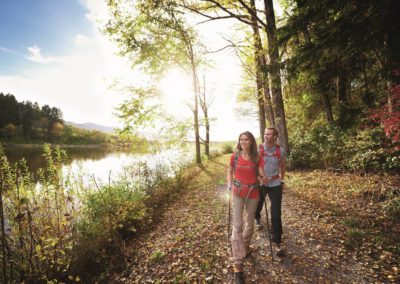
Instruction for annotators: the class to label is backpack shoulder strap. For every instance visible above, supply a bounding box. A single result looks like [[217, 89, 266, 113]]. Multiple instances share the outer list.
[[276, 145, 281, 160], [259, 144, 265, 157], [233, 151, 240, 175]]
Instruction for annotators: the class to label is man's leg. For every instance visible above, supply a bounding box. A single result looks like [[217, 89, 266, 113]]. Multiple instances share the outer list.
[[254, 186, 266, 224], [267, 185, 282, 244]]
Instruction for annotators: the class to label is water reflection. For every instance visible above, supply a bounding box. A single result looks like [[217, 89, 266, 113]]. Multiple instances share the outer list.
[[2, 146, 143, 182], [2, 145, 193, 185]]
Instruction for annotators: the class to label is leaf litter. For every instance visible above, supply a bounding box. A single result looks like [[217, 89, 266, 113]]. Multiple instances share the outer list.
[[109, 155, 399, 283]]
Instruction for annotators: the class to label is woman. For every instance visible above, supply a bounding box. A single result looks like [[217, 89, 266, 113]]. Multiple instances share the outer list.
[[227, 131, 267, 283]]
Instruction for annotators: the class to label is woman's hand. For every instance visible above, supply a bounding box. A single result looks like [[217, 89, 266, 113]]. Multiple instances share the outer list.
[[259, 176, 268, 185]]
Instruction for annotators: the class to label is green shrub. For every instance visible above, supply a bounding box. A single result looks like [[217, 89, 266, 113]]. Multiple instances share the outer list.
[[343, 128, 400, 172], [288, 124, 345, 169], [383, 198, 400, 221], [0, 144, 75, 283], [0, 145, 192, 283], [221, 143, 234, 154], [71, 179, 148, 278], [289, 124, 400, 172]]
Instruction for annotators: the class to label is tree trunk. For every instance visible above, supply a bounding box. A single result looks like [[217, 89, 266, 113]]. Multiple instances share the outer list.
[[320, 84, 335, 126], [191, 60, 201, 164], [263, 0, 289, 152], [249, 0, 267, 141], [386, 0, 400, 113], [249, 0, 274, 136], [336, 65, 348, 104], [201, 74, 210, 158], [303, 28, 335, 126], [256, 68, 267, 141], [205, 119, 210, 157]]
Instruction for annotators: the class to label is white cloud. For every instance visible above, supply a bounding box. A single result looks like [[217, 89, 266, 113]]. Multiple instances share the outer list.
[[0, 46, 13, 53], [74, 34, 94, 46], [0, 1, 143, 128], [80, 0, 110, 24], [26, 45, 72, 64], [1, 34, 135, 127], [1, 0, 261, 141]]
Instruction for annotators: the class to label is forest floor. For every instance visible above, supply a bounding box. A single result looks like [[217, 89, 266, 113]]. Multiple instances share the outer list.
[[110, 154, 399, 284]]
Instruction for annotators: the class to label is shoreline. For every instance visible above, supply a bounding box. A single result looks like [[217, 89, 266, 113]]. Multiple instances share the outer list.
[[1, 143, 131, 149]]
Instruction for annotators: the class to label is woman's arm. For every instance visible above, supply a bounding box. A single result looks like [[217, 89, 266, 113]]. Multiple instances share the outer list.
[[258, 167, 268, 185], [227, 165, 233, 189]]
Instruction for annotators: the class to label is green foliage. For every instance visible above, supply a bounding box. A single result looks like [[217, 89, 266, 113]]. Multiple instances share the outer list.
[[116, 86, 161, 134], [0, 143, 192, 282], [383, 198, 400, 221], [72, 179, 148, 277], [220, 143, 234, 154], [149, 250, 166, 264], [343, 128, 400, 172], [0, 144, 75, 283], [288, 123, 343, 168], [345, 229, 365, 249], [0, 123, 17, 141], [69, 150, 191, 281], [288, 122, 400, 173], [342, 218, 362, 228]]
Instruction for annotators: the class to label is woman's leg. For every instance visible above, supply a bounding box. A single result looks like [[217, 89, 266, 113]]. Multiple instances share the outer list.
[[243, 197, 259, 248], [231, 194, 246, 265]]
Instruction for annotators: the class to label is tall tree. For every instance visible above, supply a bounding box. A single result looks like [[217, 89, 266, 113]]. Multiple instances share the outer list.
[[249, 0, 274, 140], [280, 0, 400, 130], [0, 93, 20, 129], [180, 0, 288, 148], [263, 0, 289, 150], [199, 68, 216, 158], [106, 0, 204, 163]]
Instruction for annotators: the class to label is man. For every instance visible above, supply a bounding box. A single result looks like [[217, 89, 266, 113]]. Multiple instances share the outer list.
[[255, 127, 287, 256]]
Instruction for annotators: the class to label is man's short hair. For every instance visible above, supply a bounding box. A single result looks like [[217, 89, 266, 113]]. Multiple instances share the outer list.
[[266, 127, 279, 137]]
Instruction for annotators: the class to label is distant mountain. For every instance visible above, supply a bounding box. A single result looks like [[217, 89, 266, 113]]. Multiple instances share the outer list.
[[65, 121, 118, 134]]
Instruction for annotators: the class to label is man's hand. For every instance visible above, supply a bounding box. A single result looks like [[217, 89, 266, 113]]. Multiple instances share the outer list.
[[259, 176, 268, 185]]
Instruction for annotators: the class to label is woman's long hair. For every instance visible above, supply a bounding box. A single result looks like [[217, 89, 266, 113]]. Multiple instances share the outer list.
[[235, 131, 259, 164]]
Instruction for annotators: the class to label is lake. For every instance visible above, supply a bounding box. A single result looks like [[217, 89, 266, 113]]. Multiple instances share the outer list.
[[2, 145, 191, 184]]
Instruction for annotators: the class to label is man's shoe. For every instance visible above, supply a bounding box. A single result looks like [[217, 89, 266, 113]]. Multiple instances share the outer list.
[[234, 271, 245, 284], [255, 219, 263, 230], [274, 243, 285, 257]]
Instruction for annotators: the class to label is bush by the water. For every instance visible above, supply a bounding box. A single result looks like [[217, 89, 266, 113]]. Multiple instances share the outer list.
[[0, 145, 192, 283]]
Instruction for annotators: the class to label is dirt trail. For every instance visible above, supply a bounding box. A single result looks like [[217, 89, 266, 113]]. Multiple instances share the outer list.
[[110, 155, 392, 283]]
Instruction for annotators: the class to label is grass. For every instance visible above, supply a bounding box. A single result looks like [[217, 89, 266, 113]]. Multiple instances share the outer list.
[[149, 250, 166, 264]]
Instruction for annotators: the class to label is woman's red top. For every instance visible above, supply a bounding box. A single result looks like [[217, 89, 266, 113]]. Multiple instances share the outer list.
[[230, 152, 264, 199]]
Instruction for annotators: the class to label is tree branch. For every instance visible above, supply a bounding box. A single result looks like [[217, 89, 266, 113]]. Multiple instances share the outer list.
[[237, 0, 268, 30]]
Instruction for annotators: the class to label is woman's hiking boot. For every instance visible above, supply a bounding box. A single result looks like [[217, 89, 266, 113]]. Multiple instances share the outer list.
[[233, 264, 245, 284], [245, 245, 254, 257], [234, 271, 245, 284]]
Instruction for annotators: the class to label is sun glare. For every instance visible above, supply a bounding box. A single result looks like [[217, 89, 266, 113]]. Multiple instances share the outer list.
[[159, 69, 193, 117]]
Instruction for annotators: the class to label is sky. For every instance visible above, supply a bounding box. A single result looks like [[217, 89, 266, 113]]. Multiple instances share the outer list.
[[0, 0, 278, 141]]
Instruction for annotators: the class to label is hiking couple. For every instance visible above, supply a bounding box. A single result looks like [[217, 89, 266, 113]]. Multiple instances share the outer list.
[[226, 127, 286, 283]]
